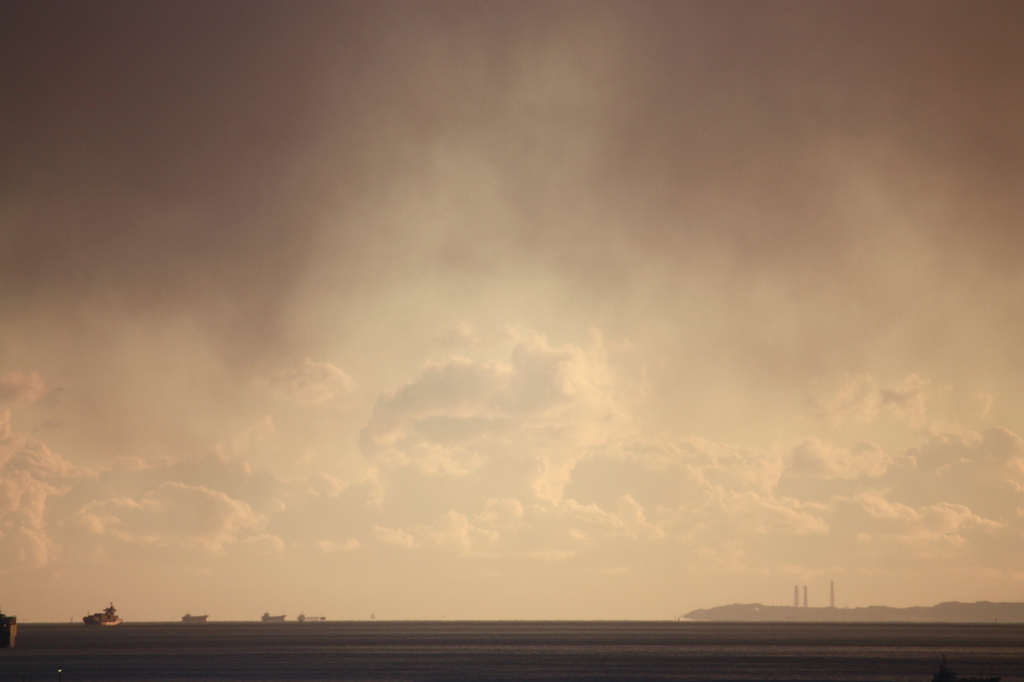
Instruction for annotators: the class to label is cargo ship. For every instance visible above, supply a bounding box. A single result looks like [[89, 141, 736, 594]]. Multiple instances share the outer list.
[[181, 613, 209, 623], [297, 613, 326, 622], [0, 610, 15, 648], [261, 612, 286, 622], [83, 603, 122, 626]]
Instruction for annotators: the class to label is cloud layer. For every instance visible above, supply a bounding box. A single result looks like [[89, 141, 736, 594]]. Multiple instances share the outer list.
[[4, 332, 1023, 618], [2, 2, 1023, 620]]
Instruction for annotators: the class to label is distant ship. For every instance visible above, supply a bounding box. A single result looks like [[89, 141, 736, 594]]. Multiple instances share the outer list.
[[0, 610, 16, 648], [261, 612, 286, 622], [83, 603, 122, 626], [181, 613, 209, 623], [932, 657, 1000, 682], [297, 613, 326, 623]]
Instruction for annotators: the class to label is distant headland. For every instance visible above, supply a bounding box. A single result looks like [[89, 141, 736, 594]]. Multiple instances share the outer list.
[[685, 601, 1024, 622]]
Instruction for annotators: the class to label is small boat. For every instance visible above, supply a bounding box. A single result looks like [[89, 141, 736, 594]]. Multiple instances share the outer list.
[[83, 603, 122, 626], [181, 613, 209, 623], [932, 657, 1000, 682], [0, 610, 16, 648], [261, 612, 286, 622]]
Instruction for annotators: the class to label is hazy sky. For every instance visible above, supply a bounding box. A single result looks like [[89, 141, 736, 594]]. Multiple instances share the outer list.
[[2, 1, 1023, 621]]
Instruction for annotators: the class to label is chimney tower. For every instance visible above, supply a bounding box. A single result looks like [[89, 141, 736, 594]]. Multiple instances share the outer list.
[[830, 581, 835, 608]]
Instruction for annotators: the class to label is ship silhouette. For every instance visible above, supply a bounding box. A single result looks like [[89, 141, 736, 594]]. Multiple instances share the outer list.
[[83, 603, 122, 626]]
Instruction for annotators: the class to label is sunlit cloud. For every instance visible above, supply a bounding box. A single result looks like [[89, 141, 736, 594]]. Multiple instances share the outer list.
[[317, 538, 360, 553], [817, 374, 947, 429], [362, 330, 629, 501], [267, 359, 355, 407], [437, 321, 480, 347], [786, 438, 897, 479], [0, 430, 93, 569], [69, 482, 274, 553]]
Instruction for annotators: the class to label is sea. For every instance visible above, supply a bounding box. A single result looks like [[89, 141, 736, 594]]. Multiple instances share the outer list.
[[2, 621, 1023, 682]]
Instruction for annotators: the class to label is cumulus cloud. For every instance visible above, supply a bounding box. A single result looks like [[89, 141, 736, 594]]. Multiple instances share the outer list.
[[881, 375, 946, 427], [371, 524, 419, 549], [369, 492, 665, 561], [361, 330, 627, 500], [216, 415, 277, 459], [566, 399, 1024, 573], [905, 426, 1023, 474], [437, 321, 480, 347], [839, 493, 1006, 560], [720, 491, 830, 536], [473, 498, 526, 533], [2, 334, 1019, 609], [373, 510, 498, 555], [580, 436, 789, 506], [0, 407, 10, 441], [786, 438, 898, 479], [667, 438, 784, 493], [972, 392, 994, 419], [0, 432, 91, 568], [350, 350, 1024, 584], [70, 481, 275, 553], [306, 472, 349, 498], [817, 374, 946, 428], [268, 359, 355, 407], [880, 426, 1024, 526], [818, 374, 882, 426], [317, 538, 360, 553]]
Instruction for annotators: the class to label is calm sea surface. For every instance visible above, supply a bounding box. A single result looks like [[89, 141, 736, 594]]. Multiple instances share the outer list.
[[3, 621, 1023, 682]]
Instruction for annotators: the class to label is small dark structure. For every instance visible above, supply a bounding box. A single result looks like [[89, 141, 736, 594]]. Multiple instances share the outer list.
[[932, 656, 1000, 682], [0, 610, 16, 648]]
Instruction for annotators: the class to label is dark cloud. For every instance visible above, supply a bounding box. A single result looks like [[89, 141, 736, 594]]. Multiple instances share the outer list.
[[5, 2, 1021, 345], [1, 1, 371, 356]]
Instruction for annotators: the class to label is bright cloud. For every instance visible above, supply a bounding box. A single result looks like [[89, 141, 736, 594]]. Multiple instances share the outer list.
[[4, 341, 1022, 617], [70, 482, 274, 553], [268, 359, 355, 407], [0, 432, 91, 568], [818, 374, 947, 428], [361, 330, 628, 500], [786, 438, 898, 479]]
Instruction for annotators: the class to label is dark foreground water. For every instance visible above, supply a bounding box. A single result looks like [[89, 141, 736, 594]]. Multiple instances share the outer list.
[[3, 621, 1023, 682]]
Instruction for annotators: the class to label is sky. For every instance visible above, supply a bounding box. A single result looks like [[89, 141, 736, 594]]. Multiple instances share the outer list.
[[2, 1, 1023, 622]]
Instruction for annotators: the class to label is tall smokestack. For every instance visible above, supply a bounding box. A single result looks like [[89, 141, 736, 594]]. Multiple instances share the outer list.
[[794, 586, 799, 607], [803, 585, 808, 608], [830, 581, 835, 608]]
